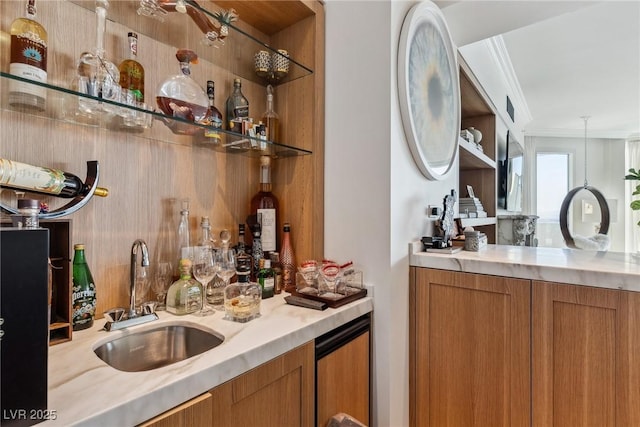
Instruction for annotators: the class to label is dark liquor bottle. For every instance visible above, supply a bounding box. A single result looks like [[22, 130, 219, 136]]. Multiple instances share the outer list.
[[235, 224, 252, 280], [9, 0, 48, 111], [250, 155, 279, 256], [202, 80, 223, 143], [280, 223, 296, 292], [0, 158, 109, 198], [119, 32, 145, 103], [270, 252, 283, 294], [72, 244, 96, 331], [251, 221, 263, 280], [225, 78, 249, 133], [257, 258, 275, 299]]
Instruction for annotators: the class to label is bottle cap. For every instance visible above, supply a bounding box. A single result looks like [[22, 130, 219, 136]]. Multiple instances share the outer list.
[[74, 243, 85, 250]]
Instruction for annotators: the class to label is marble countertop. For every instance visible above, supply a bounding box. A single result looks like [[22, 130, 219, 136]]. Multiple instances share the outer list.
[[410, 241, 640, 292], [42, 293, 373, 426]]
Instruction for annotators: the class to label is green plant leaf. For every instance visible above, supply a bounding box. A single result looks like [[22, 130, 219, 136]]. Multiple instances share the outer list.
[[631, 200, 640, 210]]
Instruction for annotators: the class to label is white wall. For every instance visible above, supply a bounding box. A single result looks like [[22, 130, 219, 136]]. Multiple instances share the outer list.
[[325, 1, 458, 425]]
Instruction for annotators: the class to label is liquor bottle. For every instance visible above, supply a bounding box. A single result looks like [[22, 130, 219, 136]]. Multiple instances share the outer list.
[[250, 221, 263, 280], [224, 265, 261, 323], [281, 222, 296, 292], [235, 224, 252, 280], [72, 244, 96, 331], [119, 32, 145, 103], [270, 252, 283, 294], [176, 200, 191, 278], [261, 85, 280, 142], [250, 156, 279, 256], [202, 80, 223, 143], [0, 158, 109, 198], [166, 258, 203, 315], [199, 216, 217, 249], [9, 0, 48, 111], [225, 78, 249, 133], [257, 258, 275, 299]]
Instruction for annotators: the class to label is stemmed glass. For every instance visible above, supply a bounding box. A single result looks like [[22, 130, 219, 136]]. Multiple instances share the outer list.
[[212, 248, 236, 310], [152, 262, 172, 311], [193, 246, 216, 316]]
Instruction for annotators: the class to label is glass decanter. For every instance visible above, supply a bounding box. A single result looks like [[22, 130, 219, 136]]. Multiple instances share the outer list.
[[156, 49, 208, 135], [74, 0, 121, 116]]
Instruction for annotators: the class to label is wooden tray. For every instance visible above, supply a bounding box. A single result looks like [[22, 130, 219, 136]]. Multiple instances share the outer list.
[[292, 287, 367, 308]]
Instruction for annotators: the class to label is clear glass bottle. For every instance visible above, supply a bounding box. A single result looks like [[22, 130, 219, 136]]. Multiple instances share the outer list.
[[261, 84, 280, 142], [176, 199, 191, 278], [9, 0, 48, 111], [250, 155, 279, 256], [166, 258, 203, 315], [270, 252, 283, 294], [119, 32, 145, 104], [198, 216, 218, 305], [225, 78, 249, 133], [76, 0, 121, 115], [72, 244, 96, 330], [257, 258, 275, 299], [156, 49, 208, 133], [201, 80, 223, 144], [224, 267, 261, 323], [280, 222, 296, 292]]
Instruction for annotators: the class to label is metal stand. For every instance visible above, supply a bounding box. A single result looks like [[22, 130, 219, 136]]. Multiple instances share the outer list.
[[1, 161, 101, 219]]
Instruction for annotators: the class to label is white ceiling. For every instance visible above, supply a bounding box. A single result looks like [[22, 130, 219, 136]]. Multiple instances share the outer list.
[[437, 1, 640, 139]]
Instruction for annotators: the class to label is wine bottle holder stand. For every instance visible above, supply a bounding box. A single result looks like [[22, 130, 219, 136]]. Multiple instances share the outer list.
[[0, 160, 102, 220]]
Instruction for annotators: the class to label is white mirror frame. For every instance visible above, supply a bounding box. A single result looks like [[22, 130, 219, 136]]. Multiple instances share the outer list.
[[398, 1, 460, 180]]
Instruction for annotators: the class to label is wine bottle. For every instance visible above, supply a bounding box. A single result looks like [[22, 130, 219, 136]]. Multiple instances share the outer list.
[[280, 223, 296, 292], [9, 0, 48, 111], [119, 32, 145, 103], [261, 85, 280, 142], [72, 244, 96, 331], [202, 80, 223, 143], [250, 155, 279, 256], [0, 158, 109, 198], [225, 78, 249, 133]]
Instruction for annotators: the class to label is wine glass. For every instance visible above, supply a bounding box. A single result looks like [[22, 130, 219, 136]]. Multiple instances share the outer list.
[[152, 262, 172, 311], [212, 248, 236, 309], [193, 246, 216, 316]]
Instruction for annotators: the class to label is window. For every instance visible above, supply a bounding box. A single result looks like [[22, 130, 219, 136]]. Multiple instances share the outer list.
[[536, 153, 569, 247]]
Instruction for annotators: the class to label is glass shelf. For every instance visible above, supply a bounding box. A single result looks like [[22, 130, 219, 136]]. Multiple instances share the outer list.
[[68, 0, 314, 87], [0, 72, 312, 158]]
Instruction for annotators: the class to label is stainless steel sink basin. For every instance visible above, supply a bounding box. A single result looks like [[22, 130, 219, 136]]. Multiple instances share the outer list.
[[94, 324, 224, 372]]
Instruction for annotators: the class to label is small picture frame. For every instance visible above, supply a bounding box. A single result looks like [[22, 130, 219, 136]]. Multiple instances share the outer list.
[[466, 185, 475, 198]]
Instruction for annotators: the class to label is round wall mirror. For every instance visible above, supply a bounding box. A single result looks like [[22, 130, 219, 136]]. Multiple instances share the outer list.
[[398, 1, 460, 180]]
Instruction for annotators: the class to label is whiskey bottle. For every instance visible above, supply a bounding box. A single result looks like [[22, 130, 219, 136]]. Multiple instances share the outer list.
[[119, 32, 145, 103], [225, 78, 249, 133], [261, 85, 280, 142], [250, 156, 279, 256], [166, 258, 203, 315], [257, 258, 275, 299], [202, 80, 223, 143], [281, 223, 296, 292], [9, 0, 48, 111], [250, 221, 263, 280], [72, 244, 96, 331], [0, 158, 109, 198]]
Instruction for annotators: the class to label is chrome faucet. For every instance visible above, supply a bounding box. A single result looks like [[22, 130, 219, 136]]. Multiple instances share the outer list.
[[129, 239, 150, 318]]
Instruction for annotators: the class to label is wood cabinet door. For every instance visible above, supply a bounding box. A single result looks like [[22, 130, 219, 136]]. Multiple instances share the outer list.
[[409, 267, 531, 427], [138, 392, 212, 427], [533, 281, 640, 426], [316, 331, 370, 427], [209, 341, 315, 427]]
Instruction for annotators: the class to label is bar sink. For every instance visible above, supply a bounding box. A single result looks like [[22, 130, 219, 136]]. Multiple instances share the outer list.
[[93, 324, 224, 372]]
